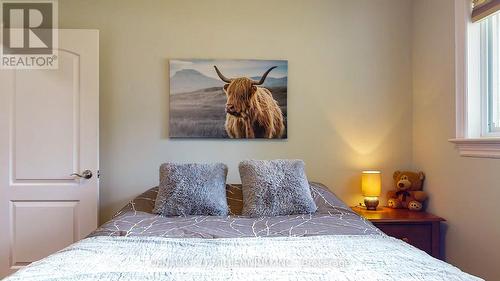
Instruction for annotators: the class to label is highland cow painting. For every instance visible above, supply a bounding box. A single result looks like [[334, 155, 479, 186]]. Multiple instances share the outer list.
[[169, 59, 288, 138]]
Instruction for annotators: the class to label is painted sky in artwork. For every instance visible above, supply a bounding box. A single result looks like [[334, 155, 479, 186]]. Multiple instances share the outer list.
[[170, 59, 288, 79]]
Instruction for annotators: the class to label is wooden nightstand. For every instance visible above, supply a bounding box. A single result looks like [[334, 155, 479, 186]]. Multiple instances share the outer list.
[[352, 206, 445, 259]]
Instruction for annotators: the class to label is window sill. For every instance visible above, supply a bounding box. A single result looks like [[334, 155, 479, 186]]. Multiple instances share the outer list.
[[449, 138, 500, 158]]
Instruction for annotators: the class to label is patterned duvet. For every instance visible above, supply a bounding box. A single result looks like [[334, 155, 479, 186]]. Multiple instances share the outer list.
[[90, 183, 382, 238], [4, 183, 482, 281]]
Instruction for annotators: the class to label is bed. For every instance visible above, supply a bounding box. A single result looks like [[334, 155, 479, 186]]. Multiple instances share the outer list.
[[5, 183, 481, 281]]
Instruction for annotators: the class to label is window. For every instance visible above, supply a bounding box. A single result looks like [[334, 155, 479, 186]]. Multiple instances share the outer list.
[[451, 0, 500, 158], [479, 14, 500, 135]]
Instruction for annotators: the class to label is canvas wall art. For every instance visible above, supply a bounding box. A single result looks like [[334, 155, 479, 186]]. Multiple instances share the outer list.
[[169, 59, 288, 139]]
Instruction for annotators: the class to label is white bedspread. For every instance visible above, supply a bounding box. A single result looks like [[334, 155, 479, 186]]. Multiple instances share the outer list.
[[5, 235, 481, 281]]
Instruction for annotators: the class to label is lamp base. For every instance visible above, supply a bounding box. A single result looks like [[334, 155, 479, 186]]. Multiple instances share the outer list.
[[364, 197, 379, 211]]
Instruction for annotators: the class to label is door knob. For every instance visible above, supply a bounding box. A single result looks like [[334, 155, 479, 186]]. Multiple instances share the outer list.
[[71, 170, 93, 179]]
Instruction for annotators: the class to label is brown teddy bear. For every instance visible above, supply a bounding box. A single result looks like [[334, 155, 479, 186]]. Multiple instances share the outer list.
[[387, 171, 428, 211]]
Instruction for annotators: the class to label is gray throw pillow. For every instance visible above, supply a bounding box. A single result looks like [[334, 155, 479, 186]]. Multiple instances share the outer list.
[[239, 159, 318, 217], [153, 163, 229, 216]]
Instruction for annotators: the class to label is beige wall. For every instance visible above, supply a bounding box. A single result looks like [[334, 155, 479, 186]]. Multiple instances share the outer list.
[[59, 0, 413, 222], [412, 1, 500, 280]]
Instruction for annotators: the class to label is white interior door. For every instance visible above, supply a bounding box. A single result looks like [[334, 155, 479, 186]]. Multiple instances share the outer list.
[[0, 29, 99, 277]]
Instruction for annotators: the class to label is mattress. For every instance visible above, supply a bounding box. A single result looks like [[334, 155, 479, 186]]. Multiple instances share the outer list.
[[5, 182, 482, 281]]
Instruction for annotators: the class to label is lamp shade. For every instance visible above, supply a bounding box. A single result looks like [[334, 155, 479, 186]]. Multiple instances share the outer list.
[[361, 171, 381, 197]]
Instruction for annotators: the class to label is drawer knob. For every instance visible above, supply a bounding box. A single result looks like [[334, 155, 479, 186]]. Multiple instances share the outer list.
[[402, 237, 410, 243]]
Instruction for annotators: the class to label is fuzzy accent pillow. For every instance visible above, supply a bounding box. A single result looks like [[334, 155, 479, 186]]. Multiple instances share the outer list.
[[239, 159, 317, 217], [153, 163, 229, 216]]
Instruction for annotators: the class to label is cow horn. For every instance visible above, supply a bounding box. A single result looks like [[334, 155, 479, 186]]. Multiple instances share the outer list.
[[214, 66, 233, 83], [252, 66, 277, 85]]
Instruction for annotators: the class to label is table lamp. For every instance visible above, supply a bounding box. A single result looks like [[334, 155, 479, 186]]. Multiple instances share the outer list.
[[361, 171, 381, 210]]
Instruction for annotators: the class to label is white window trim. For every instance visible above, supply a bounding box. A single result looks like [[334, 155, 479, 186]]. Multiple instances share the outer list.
[[450, 0, 500, 158]]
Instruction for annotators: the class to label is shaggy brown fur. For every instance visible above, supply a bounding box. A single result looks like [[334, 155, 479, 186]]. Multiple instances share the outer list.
[[222, 77, 284, 138]]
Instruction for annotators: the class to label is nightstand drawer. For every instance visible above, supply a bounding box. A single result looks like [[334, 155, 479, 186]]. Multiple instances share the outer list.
[[351, 207, 444, 259], [374, 223, 432, 254]]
